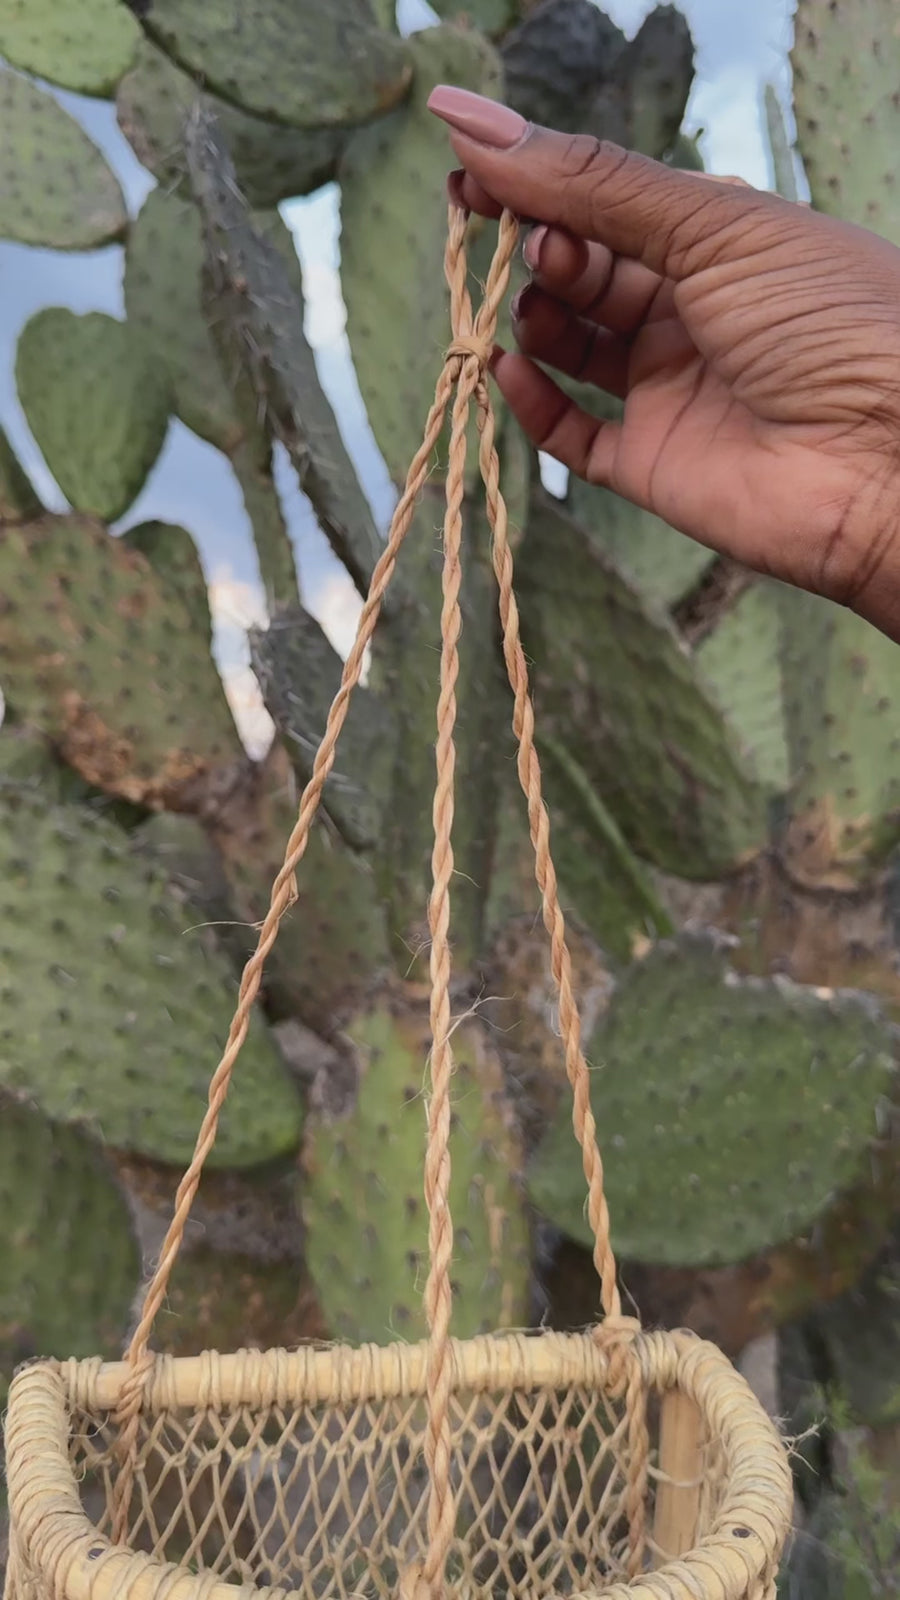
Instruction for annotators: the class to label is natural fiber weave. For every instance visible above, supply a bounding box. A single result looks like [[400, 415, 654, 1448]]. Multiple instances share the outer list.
[[2, 201, 793, 1600], [5, 1331, 790, 1600]]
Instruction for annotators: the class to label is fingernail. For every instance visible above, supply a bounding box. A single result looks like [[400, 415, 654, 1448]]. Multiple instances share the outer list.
[[510, 283, 536, 321], [446, 169, 466, 206], [523, 224, 548, 272], [427, 85, 529, 150]]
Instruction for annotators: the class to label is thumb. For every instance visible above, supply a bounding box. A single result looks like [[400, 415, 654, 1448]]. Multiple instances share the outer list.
[[427, 85, 781, 280]]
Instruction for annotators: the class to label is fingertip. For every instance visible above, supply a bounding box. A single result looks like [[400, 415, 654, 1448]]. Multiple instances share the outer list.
[[446, 168, 466, 207]]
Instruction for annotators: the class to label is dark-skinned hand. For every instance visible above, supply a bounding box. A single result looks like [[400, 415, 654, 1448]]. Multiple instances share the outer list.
[[428, 85, 900, 643]]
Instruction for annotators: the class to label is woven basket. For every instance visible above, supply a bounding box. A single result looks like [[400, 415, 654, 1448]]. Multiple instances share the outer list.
[[2, 204, 793, 1600]]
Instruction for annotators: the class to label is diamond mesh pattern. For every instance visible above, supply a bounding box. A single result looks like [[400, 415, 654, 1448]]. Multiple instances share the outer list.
[[61, 1380, 724, 1597]]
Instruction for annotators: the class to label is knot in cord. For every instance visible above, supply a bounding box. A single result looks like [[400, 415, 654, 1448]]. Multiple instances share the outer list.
[[593, 1315, 643, 1396], [445, 333, 492, 367]]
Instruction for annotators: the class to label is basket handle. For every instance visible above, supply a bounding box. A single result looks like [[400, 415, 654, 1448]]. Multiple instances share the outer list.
[[111, 205, 632, 1576]]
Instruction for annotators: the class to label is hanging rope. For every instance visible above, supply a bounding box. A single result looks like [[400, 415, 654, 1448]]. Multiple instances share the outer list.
[[110, 202, 648, 1586]]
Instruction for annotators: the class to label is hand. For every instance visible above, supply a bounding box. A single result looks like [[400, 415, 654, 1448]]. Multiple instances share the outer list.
[[428, 86, 900, 642]]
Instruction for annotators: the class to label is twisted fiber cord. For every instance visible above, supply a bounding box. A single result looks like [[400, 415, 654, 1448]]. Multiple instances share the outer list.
[[110, 246, 465, 1548], [420, 206, 514, 1599], [470, 242, 649, 1575]]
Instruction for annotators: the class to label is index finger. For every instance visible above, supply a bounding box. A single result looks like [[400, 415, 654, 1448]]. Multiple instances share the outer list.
[[428, 86, 799, 281]]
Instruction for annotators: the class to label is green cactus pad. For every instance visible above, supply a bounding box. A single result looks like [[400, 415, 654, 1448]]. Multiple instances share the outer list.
[[0, 515, 242, 808], [142, 0, 412, 129], [302, 997, 531, 1342], [186, 110, 380, 597], [428, 0, 517, 36], [516, 495, 767, 878], [15, 310, 171, 523], [117, 39, 344, 206], [0, 67, 127, 249], [529, 934, 898, 1267], [340, 25, 502, 487], [501, 0, 627, 133], [124, 186, 243, 456], [779, 591, 900, 884], [568, 477, 712, 611], [250, 604, 391, 851], [589, 4, 695, 158], [366, 489, 513, 968], [792, 0, 900, 244], [696, 579, 790, 794], [0, 1091, 139, 1403], [220, 765, 391, 1037], [0, 426, 42, 523], [0, 0, 139, 96], [121, 520, 212, 642], [0, 787, 304, 1167], [796, 1224, 900, 1431]]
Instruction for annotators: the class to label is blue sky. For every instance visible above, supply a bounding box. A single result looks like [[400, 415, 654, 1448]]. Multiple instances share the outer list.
[[0, 0, 798, 748]]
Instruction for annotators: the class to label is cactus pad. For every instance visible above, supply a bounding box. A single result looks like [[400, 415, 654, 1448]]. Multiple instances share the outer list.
[[529, 934, 898, 1267], [696, 580, 790, 794], [124, 187, 243, 456], [250, 604, 390, 851], [792, 0, 900, 244], [340, 25, 502, 487], [501, 0, 626, 133], [117, 39, 344, 206], [589, 5, 695, 157], [122, 519, 212, 642], [0, 1092, 139, 1403], [302, 995, 531, 1342], [142, 0, 412, 129], [15, 310, 171, 523], [0, 0, 139, 95], [780, 592, 900, 884], [0, 515, 242, 808], [568, 476, 712, 611], [0, 67, 127, 249], [187, 109, 380, 597], [216, 753, 391, 1037], [428, 0, 517, 34], [516, 496, 767, 878], [0, 426, 42, 523], [0, 787, 304, 1167]]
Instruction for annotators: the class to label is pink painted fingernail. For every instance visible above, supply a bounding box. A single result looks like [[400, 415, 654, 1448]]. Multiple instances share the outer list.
[[523, 225, 548, 272], [510, 283, 536, 321], [428, 86, 529, 150]]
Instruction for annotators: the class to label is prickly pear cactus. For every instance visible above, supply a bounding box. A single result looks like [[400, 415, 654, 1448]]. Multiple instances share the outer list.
[[792, 0, 900, 245], [124, 187, 244, 457], [0, 426, 42, 524], [15, 310, 171, 523], [516, 494, 768, 878], [302, 994, 531, 1341], [529, 933, 898, 1267], [141, 0, 413, 130], [117, 38, 344, 206], [696, 579, 790, 794], [339, 24, 502, 487], [0, 1089, 139, 1404], [0, 515, 242, 808], [0, 786, 304, 1167], [779, 590, 900, 886], [186, 108, 380, 597], [122, 520, 212, 643], [501, 0, 627, 133], [0, 0, 140, 96], [0, 65, 127, 249]]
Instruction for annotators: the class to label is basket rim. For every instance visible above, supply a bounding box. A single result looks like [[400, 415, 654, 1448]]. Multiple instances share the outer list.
[[4, 1327, 792, 1600]]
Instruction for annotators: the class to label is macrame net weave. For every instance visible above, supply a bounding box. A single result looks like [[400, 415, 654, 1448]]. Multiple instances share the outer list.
[[3, 205, 792, 1600]]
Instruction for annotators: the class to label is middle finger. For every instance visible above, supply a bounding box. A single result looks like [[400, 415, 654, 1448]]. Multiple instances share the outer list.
[[524, 225, 674, 334]]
